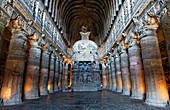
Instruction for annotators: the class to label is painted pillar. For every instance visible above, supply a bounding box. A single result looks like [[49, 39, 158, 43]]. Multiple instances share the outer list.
[[48, 53, 55, 93], [1, 20, 27, 105], [120, 43, 131, 95], [24, 33, 41, 99], [139, 15, 169, 106], [54, 57, 59, 92], [162, 2, 170, 69], [110, 55, 117, 91], [115, 52, 123, 93], [63, 63, 68, 91], [39, 45, 50, 95], [102, 62, 107, 89], [128, 35, 145, 99]]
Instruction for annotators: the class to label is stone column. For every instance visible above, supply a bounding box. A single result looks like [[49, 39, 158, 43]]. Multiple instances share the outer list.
[[139, 15, 169, 106], [0, 10, 7, 56], [39, 45, 50, 95], [108, 60, 112, 90], [1, 19, 28, 105], [54, 57, 59, 92], [120, 43, 131, 95], [102, 62, 107, 89], [106, 63, 109, 89], [48, 52, 55, 93], [63, 63, 68, 91], [0, 10, 8, 94], [115, 51, 123, 93], [162, 2, 170, 69], [24, 33, 41, 99], [128, 34, 145, 99], [110, 55, 117, 91], [61, 62, 65, 90], [58, 60, 63, 90]]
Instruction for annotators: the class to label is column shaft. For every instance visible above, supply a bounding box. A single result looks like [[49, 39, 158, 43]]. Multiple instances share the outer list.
[[140, 29, 169, 106], [120, 51, 131, 95], [39, 49, 49, 95], [54, 60, 59, 92], [1, 29, 27, 105], [102, 63, 107, 89], [111, 59, 117, 91], [24, 36, 41, 99], [48, 54, 55, 93], [115, 55, 123, 92], [128, 39, 145, 99]]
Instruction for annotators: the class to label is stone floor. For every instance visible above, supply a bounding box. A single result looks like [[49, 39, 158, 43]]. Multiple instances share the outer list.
[[0, 90, 170, 110]]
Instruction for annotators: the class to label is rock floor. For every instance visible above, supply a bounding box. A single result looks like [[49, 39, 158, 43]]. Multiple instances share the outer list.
[[0, 90, 170, 110]]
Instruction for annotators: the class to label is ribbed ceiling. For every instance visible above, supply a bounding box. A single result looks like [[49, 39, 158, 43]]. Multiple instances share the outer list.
[[55, 0, 114, 46], [43, 0, 116, 46]]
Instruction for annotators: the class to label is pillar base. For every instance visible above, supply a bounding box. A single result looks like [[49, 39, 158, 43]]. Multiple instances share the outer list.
[[111, 88, 116, 91], [145, 100, 167, 107], [54, 89, 59, 92], [116, 89, 122, 93], [3, 100, 22, 106], [25, 95, 39, 100], [40, 91, 48, 96], [131, 95, 144, 100], [122, 91, 130, 96], [49, 90, 54, 94]]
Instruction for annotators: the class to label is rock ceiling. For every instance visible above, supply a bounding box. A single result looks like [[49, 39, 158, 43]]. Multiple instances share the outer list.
[[54, 0, 115, 46]]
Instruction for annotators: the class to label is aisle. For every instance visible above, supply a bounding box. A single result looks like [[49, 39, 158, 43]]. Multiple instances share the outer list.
[[0, 90, 169, 110]]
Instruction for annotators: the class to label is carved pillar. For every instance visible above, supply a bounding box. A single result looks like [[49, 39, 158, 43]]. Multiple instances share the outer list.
[[54, 56, 59, 92], [162, 2, 170, 69], [110, 55, 117, 91], [61, 63, 65, 90], [108, 58, 112, 90], [106, 63, 109, 89], [39, 45, 50, 95], [0, 10, 7, 54], [102, 62, 107, 89], [24, 33, 41, 99], [115, 51, 123, 92], [48, 52, 55, 93], [0, 10, 8, 92], [120, 42, 131, 95], [1, 19, 28, 105], [128, 34, 145, 99], [63, 63, 68, 91], [58, 60, 63, 90], [139, 15, 169, 106]]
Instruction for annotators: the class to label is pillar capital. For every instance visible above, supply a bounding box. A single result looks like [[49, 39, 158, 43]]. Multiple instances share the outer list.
[[28, 32, 41, 48], [0, 10, 8, 34], [134, 14, 159, 39]]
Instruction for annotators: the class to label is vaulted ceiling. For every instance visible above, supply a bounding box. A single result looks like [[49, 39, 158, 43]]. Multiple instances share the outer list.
[[53, 0, 115, 46]]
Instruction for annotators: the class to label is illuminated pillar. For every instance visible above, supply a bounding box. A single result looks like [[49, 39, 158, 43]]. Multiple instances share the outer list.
[[1, 19, 27, 105], [162, 3, 170, 69], [108, 60, 112, 90], [110, 55, 117, 91], [58, 60, 63, 90], [128, 35, 145, 99], [106, 63, 109, 89], [102, 62, 107, 89], [0, 10, 7, 55], [0, 10, 8, 94], [39, 45, 50, 95], [120, 44, 131, 95], [54, 57, 59, 92], [139, 15, 169, 106], [115, 52, 123, 93], [48, 53, 55, 93], [63, 63, 68, 91], [24, 33, 41, 99]]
